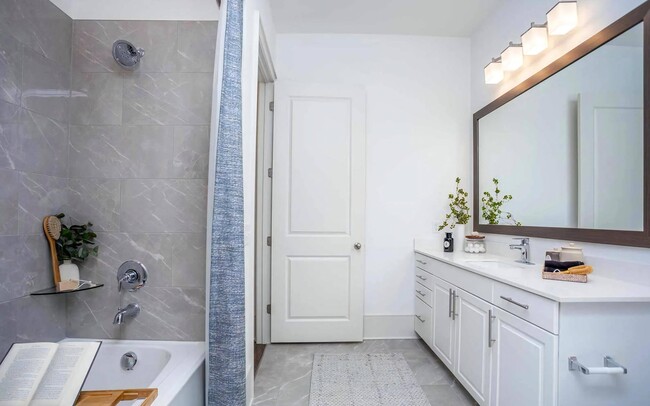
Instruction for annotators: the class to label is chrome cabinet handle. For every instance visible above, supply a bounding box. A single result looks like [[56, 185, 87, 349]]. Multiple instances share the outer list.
[[568, 356, 627, 375], [416, 259, 427, 265], [488, 309, 496, 348], [416, 290, 426, 297], [416, 274, 427, 281], [354, 243, 362, 250], [451, 290, 457, 320], [415, 315, 425, 323], [448, 288, 453, 318], [500, 295, 529, 310]]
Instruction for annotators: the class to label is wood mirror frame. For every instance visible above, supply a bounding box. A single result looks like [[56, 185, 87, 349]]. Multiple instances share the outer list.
[[473, 2, 650, 248]]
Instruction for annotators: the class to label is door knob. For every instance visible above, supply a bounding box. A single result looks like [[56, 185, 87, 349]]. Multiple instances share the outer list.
[[354, 243, 362, 250]]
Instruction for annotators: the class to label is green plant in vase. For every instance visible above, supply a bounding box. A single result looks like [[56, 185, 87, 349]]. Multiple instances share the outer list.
[[54, 213, 98, 281], [481, 178, 522, 226], [438, 177, 471, 231]]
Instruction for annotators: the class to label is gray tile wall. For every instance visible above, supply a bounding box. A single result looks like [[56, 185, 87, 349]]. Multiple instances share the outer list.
[[0, 0, 72, 358], [65, 20, 217, 341]]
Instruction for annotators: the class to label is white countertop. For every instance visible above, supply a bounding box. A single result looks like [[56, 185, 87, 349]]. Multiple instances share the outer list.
[[414, 240, 650, 303]]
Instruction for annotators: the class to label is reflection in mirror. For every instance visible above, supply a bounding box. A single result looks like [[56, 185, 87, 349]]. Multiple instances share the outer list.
[[478, 23, 644, 231]]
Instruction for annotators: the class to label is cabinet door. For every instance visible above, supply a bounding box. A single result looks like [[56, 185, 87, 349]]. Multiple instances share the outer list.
[[431, 276, 455, 369], [491, 307, 558, 406], [455, 290, 492, 406]]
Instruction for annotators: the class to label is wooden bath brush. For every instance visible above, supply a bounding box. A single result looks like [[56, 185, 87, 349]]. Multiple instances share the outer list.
[[43, 215, 62, 284]]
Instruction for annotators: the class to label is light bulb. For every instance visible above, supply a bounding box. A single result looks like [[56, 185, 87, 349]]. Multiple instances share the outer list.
[[522, 23, 548, 55], [484, 58, 504, 84], [547, 1, 578, 35], [501, 42, 523, 71]]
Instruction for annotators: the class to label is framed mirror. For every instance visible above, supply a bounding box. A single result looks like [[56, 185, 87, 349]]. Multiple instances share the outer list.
[[473, 3, 649, 248]]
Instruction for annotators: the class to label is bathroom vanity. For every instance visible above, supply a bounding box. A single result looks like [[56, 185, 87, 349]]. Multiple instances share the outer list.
[[413, 242, 650, 406]]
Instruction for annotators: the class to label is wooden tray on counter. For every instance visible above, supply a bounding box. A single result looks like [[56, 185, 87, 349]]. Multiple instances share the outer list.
[[542, 271, 588, 283], [76, 388, 157, 405]]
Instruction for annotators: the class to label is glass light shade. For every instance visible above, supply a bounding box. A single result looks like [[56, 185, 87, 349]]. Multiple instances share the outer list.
[[547, 1, 578, 35], [522, 25, 548, 55], [501, 44, 523, 71], [484, 60, 504, 84]]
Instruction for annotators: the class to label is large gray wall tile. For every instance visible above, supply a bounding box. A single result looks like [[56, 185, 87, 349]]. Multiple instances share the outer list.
[[123, 126, 174, 178], [0, 100, 20, 170], [123, 73, 213, 125], [0, 0, 72, 66], [73, 21, 178, 73], [120, 179, 207, 233], [172, 233, 206, 288], [0, 235, 54, 303], [0, 169, 20, 235], [0, 31, 23, 106], [18, 173, 69, 235], [15, 109, 68, 177], [173, 126, 210, 179], [68, 125, 125, 178], [71, 73, 123, 125], [0, 300, 17, 358], [68, 179, 121, 232], [177, 22, 218, 73], [21, 48, 70, 122], [14, 295, 66, 343]]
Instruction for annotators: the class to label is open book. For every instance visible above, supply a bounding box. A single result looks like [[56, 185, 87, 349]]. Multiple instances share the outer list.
[[0, 341, 101, 406]]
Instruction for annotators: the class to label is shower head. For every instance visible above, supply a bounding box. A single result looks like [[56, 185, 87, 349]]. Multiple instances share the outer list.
[[112, 40, 145, 70]]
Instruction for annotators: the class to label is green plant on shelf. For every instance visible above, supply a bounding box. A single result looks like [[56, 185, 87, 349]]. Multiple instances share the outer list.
[[481, 178, 522, 226], [54, 213, 99, 262], [438, 177, 471, 231]]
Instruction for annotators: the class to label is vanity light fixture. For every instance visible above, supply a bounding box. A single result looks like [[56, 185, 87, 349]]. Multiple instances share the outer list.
[[484, 57, 504, 84], [522, 22, 549, 55], [501, 42, 524, 71], [547, 1, 578, 35]]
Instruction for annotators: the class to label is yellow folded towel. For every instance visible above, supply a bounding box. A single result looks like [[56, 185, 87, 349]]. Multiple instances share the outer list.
[[560, 265, 593, 275]]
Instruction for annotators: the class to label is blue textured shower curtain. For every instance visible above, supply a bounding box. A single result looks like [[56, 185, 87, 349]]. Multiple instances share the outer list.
[[208, 0, 245, 405]]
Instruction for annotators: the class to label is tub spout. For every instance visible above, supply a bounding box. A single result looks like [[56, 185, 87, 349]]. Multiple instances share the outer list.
[[113, 303, 140, 325]]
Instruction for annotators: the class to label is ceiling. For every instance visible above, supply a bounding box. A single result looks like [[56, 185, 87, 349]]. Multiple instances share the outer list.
[[270, 0, 504, 37]]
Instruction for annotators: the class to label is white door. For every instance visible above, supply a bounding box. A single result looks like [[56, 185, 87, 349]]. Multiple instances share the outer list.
[[431, 276, 455, 369], [270, 81, 366, 343], [455, 290, 492, 406], [578, 92, 643, 230], [491, 307, 558, 406]]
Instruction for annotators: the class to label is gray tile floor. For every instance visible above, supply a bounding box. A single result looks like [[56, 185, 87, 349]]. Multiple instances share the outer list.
[[252, 339, 478, 405]]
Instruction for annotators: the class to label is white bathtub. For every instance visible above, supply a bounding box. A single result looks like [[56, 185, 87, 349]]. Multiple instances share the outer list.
[[62, 338, 205, 406]]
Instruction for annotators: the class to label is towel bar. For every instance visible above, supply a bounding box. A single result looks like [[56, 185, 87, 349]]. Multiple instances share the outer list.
[[568, 356, 627, 375]]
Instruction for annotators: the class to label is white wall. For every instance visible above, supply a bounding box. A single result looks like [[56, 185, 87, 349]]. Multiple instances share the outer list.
[[49, 0, 220, 20], [470, 0, 650, 280], [276, 34, 471, 325]]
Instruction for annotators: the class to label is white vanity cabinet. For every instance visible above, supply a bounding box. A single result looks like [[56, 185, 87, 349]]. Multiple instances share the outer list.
[[413, 249, 650, 406]]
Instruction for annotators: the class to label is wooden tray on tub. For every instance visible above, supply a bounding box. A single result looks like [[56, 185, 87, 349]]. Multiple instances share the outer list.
[[75, 388, 157, 405]]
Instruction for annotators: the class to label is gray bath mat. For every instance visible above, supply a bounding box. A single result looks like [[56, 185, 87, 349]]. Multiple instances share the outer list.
[[309, 353, 431, 406]]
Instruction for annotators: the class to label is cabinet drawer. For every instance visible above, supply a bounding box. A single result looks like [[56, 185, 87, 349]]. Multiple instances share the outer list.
[[415, 267, 433, 290], [415, 253, 432, 271], [493, 282, 559, 334], [414, 296, 432, 346], [415, 282, 432, 307]]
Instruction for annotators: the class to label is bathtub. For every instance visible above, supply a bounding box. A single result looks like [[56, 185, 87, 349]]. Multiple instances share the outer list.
[[62, 338, 205, 405]]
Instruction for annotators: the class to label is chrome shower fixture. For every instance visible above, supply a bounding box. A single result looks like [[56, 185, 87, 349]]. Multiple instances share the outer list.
[[112, 39, 145, 70]]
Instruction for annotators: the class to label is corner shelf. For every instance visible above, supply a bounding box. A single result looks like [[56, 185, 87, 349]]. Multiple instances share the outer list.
[[30, 283, 104, 296]]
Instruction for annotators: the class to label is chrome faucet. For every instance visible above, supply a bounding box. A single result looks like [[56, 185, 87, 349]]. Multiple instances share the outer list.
[[510, 238, 533, 264], [113, 303, 140, 325]]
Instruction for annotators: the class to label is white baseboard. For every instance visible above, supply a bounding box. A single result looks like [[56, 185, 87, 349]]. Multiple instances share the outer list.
[[363, 315, 417, 339]]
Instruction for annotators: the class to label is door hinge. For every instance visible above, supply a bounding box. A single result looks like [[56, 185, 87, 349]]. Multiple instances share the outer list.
[[267, 168, 273, 178], [266, 236, 272, 246], [266, 304, 271, 314], [269, 101, 274, 111]]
